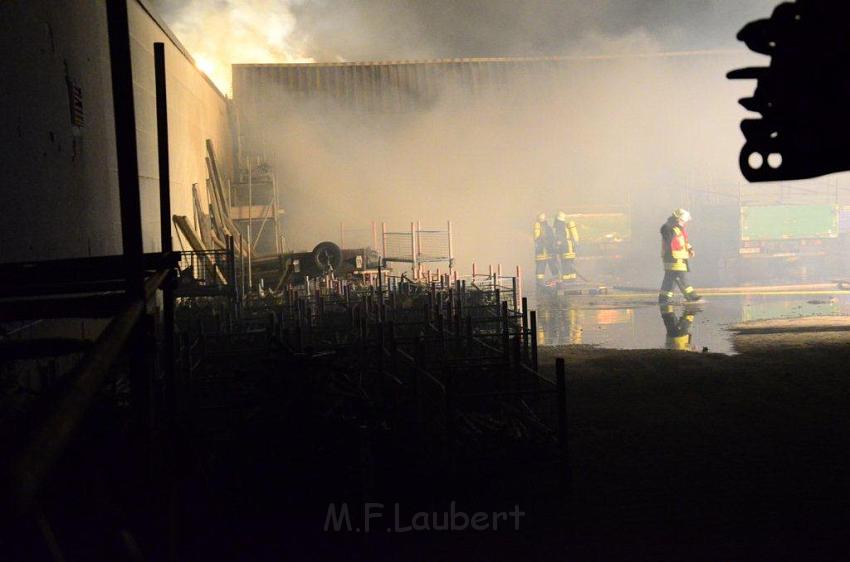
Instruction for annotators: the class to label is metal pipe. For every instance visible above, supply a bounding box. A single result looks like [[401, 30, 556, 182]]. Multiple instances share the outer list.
[[9, 266, 167, 512]]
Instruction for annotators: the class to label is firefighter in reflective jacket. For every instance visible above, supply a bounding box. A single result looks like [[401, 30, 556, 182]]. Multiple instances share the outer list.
[[553, 210, 580, 282], [533, 212, 559, 285], [659, 208, 701, 303], [660, 303, 697, 351]]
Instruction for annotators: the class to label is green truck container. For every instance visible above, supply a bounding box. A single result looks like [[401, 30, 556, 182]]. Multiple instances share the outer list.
[[566, 212, 631, 245], [735, 204, 842, 281], [740, 204, 839, 241]]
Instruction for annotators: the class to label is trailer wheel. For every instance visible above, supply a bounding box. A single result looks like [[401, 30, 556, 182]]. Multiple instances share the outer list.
[[312, 241, 342, 272]]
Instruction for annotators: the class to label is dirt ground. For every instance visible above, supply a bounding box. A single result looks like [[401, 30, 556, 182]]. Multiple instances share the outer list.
[[537, 342, 850, 560]]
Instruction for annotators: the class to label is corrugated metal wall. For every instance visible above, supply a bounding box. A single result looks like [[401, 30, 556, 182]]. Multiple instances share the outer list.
[[233, 57, 569, 115]]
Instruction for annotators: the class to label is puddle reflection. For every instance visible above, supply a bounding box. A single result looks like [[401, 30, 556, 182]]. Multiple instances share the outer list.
[[535, 293, 850, 354]]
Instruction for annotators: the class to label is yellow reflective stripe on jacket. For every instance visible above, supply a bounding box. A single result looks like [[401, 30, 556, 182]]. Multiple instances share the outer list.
[[533, 222, 542, 240], [664, 259, 688, 271], [567, 220, 579, 243]]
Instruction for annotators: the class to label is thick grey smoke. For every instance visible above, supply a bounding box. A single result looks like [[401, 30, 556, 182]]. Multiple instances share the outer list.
[[149, 0, 779, 92], [149, 0, 823, 291], [287, 0, 778, 60], [245, 50, 763, 289]]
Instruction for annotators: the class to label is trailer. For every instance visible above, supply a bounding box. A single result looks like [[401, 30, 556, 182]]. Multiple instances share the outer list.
[[565, 209, 632, 280], [736, 204, 841, 282]]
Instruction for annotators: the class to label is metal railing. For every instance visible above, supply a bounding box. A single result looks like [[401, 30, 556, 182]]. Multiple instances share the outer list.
[[381, 220, 454, 272]]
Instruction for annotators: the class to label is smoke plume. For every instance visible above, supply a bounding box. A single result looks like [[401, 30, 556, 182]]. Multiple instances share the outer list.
[[150, 0, 780, 93], [150, 0, 314, 94]]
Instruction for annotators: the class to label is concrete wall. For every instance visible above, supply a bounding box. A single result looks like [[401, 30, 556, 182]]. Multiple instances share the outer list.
[[0, 0, 232, 263]]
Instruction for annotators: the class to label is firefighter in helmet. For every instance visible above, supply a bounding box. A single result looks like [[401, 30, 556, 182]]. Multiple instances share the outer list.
[[659, 208, 701, 303], [533, 212, 559, 286], [553, 210, 580, 282]]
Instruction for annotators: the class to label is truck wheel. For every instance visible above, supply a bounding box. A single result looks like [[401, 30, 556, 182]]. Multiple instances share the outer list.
[[312, 241, 342, 272]]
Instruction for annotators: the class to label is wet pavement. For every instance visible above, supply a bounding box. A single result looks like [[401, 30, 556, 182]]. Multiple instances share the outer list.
[[533, 291, 850, 354]]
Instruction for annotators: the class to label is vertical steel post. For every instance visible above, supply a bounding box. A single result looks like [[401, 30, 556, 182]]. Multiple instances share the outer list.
[[381, 222, 387, 259], [239, 233, 245, 299], [447, 220, 454, 273], [227, 235, 238, 319], [410, 221, 417, 279], [521, 297, 529, 361], [272, 174, 282, 255], [154, 44, 172, 256], [154, 43, 177, 440], [501, 300, 509, 361], [416, 219, 422, 264], [530, 310, 538, 372], [107, 0, 145, 299], [377, 263, 384, 322], [516, 265, 523, 308], [556, 358, 572, 500], [107, 0, 150, 473], [247, 159, 253, 289]]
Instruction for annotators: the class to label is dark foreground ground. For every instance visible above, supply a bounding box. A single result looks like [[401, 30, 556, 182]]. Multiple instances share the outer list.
[[537, 343, 850, 561], [5, 342, 850, 561]]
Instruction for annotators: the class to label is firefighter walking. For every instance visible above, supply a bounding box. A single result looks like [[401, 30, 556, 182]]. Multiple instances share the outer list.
[[533, 212, 559, 286], [553, 210, 580, 282], [659, 208, 702, 303]]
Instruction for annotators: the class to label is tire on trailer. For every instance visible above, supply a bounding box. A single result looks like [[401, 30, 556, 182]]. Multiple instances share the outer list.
[[311, 241, 343, 273]]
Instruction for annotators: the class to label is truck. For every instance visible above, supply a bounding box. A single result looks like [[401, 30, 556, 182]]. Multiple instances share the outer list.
[[736, 204, 841, 282], [564, 210, 632, 280]]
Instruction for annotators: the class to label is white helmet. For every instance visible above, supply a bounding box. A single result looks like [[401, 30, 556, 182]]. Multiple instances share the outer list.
[[672, 208, 691, 223]]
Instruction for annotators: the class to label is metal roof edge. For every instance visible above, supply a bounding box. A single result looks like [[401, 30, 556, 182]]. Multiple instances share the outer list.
[[134, 0, 228, 100], [231, 50, 747, 69]]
